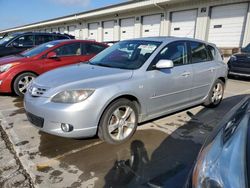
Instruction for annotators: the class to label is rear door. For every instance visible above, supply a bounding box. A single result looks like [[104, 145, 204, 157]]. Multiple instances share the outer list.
[[42, 42, 81, 72], [35, 35, 54, 46], [189, 41, 217, 102], [81, 42, 107, 61], [146, 41, 193, 116]]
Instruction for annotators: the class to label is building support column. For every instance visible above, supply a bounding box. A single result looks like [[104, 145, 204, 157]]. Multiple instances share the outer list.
[[134, 16, 141, 38], [243, 3, 250, 47], [114, 19, 120, 41], [97, 22, 103, 42], [195, 6, 210, 41]]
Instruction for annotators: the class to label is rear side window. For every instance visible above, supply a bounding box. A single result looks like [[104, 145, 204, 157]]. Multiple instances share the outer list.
[[35, 35, 54, 45], [190, 42, 211, 63], [54, 35, 69, 40], [207, 45, 216, 60], [153, 41, 188, 66], [54, 43, 81, 56], [85, 43, 106, 54]]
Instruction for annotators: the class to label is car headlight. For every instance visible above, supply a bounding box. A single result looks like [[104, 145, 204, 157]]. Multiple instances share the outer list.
[[192, 131, 224, 188], [230, 55, 237, 61], [0, 64, 13, 73], [51, 89, 94, 103]]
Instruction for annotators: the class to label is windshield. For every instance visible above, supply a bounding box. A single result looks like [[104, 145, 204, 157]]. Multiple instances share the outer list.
[[0, 34, 17, 45], [89, 40, 161, 70], [21, 41, 61, 57], [243, 44, 250, 53]]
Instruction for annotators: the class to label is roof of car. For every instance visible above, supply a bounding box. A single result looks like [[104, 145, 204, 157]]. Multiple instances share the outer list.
[[131, 36, 215, 45], [49, 39, 107, 45]]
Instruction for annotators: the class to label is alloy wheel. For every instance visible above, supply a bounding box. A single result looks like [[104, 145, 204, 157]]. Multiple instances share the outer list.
[[211, 82, 223, 105], [18, 76, 34, 94], [108, 106, 136, 141]]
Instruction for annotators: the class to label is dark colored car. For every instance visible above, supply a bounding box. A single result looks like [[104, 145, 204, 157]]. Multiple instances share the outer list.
[[189, 96, 250, 188], [0, 39, 108, 96], [228, 44, 250, 77], [0, 32, 75, 58]]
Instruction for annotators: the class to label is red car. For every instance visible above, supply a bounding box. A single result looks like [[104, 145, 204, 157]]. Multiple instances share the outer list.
[[0, 40, 108, 96]]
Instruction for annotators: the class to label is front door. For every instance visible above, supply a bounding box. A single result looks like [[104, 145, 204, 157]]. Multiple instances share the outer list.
[[145, 41, 193, 116], [42, 42, 82, 73]]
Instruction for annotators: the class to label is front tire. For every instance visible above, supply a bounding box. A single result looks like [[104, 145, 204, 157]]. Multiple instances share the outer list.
[[13, 72, 36, 97], [204, 79, 225, 108], [98, 99, 138, 145]]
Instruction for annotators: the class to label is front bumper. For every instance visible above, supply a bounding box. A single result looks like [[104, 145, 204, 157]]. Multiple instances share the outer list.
[[24, 93, 100, 138], [0, 72, 12, 93]]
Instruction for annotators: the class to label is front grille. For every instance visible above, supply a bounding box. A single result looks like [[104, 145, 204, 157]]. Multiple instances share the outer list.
[[26, 112, 44, 128], [29, 85, 48, 97]]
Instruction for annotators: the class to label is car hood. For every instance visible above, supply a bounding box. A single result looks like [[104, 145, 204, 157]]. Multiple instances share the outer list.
[[33, 63, 133, 89], [0, 55, 25, 65], [234, 52, 250, 57]]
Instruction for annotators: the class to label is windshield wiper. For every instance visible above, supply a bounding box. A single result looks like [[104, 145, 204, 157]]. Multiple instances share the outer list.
[[90, 62, 114, 68], [15, 54, 26, 57]]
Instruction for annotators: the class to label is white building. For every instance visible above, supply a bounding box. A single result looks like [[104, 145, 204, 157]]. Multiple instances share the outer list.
[[1, 0, 250, 55]]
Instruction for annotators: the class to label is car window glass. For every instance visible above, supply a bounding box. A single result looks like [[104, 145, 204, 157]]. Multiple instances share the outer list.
[[85, 43, 106, 54], [190, 42, 210, 63], [244, 44, 250, 52], [153, 42, 188, 66], [207, 45, 215, 60], [0, 34, 17, 45], [22, 41, 61, 57], [35, 35, 54, 45], [89, 41, 161, 70], [54, 43, 81, 56], [54, 35, 68, 40], [12, 35, 34, 47]]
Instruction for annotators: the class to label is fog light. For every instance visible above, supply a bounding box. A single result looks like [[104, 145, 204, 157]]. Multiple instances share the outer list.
[[61, 123, 73, 132]]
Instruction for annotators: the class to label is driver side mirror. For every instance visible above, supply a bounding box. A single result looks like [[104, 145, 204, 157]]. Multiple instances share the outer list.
[[47, 52, 58, 59], [155, 60, 174, 69]]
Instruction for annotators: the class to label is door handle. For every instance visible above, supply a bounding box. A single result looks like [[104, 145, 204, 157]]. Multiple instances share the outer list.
[[209, 67, 216, 72], [181, 72, 191, 77]]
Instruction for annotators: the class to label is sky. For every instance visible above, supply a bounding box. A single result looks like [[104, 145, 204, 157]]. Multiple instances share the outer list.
[[0, 0, 127, 30]]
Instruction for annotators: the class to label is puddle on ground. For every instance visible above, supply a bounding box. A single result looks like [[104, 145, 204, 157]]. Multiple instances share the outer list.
[[37, 129, 200, 187], [15, 140, 29, 146], [13, 98, 24, 108]]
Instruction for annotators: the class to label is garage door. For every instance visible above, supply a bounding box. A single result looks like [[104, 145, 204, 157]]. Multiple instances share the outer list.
[[59, 27, 66, 34], [142, 14, 161, 37], [103, 21, 115, 42], [52, 28, 58, 33], [68, 25, 77, 36], [170, 10, 197, 38], [208, 3, 248, 48], [120, 18, 135, 40], [88, 23, 98, 41]]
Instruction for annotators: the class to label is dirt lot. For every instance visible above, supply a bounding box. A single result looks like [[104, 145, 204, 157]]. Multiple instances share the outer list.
[[0, 78, 249, 188]]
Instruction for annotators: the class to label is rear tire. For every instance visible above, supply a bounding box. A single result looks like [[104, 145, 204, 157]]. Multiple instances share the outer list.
[[204, 79, 225, 108], [13, 72, 36, 97], [98, 98, 138, 145]]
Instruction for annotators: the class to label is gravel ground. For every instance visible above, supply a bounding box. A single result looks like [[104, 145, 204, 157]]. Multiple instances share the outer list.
[[0, 122, 33, 188]]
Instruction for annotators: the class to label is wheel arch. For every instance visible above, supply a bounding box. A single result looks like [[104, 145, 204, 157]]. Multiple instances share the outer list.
[[11, 71, 39, 92], [96, 94, 142, 133]]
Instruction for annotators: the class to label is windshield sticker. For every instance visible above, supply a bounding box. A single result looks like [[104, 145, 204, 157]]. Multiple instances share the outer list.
[[138, 45, 157, 51]]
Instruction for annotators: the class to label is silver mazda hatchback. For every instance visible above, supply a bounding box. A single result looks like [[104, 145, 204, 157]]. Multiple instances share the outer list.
[[24, 37, 228, 144]]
